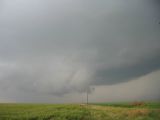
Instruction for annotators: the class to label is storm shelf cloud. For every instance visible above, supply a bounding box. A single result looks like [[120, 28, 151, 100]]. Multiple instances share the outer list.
[[0, 0, 160, 103]]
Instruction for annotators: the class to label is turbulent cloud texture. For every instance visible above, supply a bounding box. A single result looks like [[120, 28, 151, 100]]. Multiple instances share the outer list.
[[0, 0, 160, 102]]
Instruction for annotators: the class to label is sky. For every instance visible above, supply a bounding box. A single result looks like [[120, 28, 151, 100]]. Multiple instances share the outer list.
[[0, 0, 160, 103]]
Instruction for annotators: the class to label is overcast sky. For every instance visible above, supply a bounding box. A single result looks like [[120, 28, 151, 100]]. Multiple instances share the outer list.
[[0, 0, 160, 103]]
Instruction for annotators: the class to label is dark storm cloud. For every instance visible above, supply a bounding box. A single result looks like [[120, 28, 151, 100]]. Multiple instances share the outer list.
[[93, 53, 160, 85], [0, 0, 160, 100]]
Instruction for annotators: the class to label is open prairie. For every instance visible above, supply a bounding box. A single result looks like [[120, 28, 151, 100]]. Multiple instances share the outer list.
[[0, 102, 160, 120]]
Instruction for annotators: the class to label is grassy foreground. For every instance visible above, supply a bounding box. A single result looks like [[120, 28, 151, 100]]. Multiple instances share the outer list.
[[0, 102, 160, 120]]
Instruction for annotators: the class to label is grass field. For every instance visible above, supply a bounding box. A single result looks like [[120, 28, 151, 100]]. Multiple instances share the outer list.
[[0, 102, 160, 120]]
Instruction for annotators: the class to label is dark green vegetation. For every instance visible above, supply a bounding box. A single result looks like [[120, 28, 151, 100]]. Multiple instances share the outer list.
[[0, 104, 92, 120], [0, 102, 160, 120]]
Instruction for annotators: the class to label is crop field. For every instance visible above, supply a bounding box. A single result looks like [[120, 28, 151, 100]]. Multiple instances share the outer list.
[[0, 102, 160, 120]]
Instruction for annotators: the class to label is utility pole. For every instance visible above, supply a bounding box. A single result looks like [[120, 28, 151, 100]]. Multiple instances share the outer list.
[[87, 89, 88, 105], [86, 87, 90, 105]]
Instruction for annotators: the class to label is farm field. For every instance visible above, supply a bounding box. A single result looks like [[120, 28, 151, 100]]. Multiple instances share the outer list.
[[0, 102, 160, 120]]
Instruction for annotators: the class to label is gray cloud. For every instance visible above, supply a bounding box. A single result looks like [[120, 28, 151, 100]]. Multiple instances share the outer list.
[[0, 0, 160, 102], [90, 70, 160, 102], [93, 53, 160, 85]]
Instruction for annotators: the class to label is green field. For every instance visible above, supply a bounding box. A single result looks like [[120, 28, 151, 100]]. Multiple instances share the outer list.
[[0, 102, 160, 120]]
